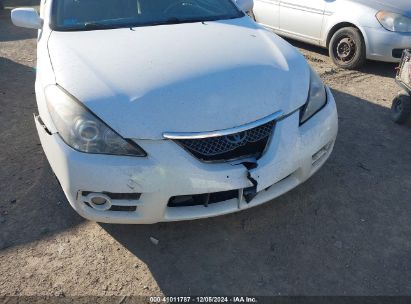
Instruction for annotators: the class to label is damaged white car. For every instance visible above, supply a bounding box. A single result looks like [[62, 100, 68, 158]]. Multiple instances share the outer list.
[[12, 0, 338, 224]]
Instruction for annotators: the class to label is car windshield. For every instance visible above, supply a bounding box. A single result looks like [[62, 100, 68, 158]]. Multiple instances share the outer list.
[[51, 0, 244, 31]]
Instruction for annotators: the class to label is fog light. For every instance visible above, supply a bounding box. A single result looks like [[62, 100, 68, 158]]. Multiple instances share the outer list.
[[84, 193, 112, 211], [312, 142, 333, 167], [91, 196, 107, 205]]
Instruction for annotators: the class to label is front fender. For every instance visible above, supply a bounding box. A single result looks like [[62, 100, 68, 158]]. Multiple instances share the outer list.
[[321, 2, 381, 49]]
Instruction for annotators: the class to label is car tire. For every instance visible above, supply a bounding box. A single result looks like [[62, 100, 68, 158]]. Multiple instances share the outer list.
[[391, 93, 411, 124], [329, 27, 366, 70]]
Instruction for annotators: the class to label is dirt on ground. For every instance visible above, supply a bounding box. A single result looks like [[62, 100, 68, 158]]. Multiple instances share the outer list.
[[1, 2, 411, 297]]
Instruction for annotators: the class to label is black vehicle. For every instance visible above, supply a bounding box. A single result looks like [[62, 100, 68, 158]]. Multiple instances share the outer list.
[[392, 50, 411, 125]]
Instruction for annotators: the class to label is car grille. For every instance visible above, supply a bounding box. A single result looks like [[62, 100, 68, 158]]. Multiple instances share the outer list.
[[176, 120, 275, 161]]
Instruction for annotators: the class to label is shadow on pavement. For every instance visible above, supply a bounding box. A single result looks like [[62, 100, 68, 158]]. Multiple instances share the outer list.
[[102, 89, 411, 295], [0, 57, 84, 252], [286, 38, 329, 57], [358, 61, 398, 78]]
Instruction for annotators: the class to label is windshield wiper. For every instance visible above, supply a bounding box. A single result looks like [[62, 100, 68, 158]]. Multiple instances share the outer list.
[[83, 22, 121, 30], [147, 17, 207, 26], [142, 17, 183, 26], [81, 15, 237, 31]]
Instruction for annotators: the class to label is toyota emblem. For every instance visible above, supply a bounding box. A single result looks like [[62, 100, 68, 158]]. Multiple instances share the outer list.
[[225, 132, 248, 145]]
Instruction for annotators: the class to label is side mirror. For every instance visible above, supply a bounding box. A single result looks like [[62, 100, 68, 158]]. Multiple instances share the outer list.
[[235, 0, 254, 12], [11, 8, 42, 29]]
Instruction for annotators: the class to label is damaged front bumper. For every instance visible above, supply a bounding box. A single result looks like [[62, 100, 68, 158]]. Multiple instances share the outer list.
[[35, 88, 338, 224]]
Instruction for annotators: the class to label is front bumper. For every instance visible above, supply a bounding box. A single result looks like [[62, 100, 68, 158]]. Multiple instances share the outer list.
[[364, 27, 411, 62], [35, 88, 338, 224]]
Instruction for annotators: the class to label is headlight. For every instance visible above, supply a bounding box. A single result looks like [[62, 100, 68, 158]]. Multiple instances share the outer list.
[[376, 11, 411, 33], [45, 85, 146, 156], [300, 67, 327, 124]]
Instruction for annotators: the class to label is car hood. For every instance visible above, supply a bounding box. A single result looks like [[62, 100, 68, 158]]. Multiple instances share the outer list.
[[48, 17, 310, 140], [352, 0, 411, 17]]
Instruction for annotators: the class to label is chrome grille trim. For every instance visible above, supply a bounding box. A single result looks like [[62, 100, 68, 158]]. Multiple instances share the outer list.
[[178, 120, 275, 157], [162, 110, 284, 140]]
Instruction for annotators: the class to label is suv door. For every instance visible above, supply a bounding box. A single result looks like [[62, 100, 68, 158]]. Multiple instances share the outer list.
[[279, 0, 325, 44], [253, 0, 280, 29]]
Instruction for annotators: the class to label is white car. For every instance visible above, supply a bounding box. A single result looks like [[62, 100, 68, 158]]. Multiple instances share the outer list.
[[253, 0, 411, 69], [11, 0, 338, 224]]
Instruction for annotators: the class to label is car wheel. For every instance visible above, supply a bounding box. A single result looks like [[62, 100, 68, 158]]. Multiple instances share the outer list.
[[391, 93, 411, 124], [329, 27, 366, 70]]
